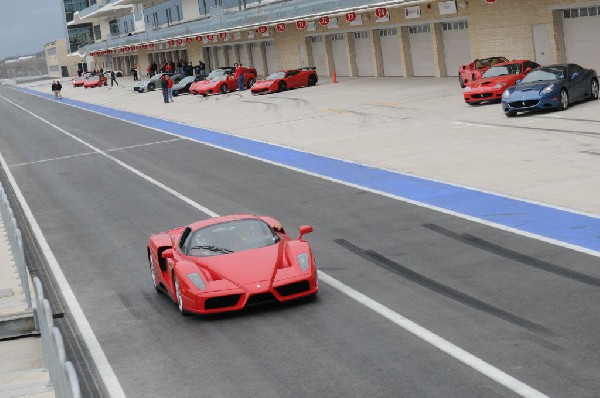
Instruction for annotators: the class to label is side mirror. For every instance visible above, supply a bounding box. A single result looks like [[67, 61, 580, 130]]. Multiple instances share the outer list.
[[515, 79, 522, 85], [570, 72, 579, 80], [524, 67, 532, 74], [162, 249, 174, 259], [297, 225, 314, 240]]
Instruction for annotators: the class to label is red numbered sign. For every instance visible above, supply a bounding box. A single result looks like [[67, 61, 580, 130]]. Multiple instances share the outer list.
[[148, 43, 155, 48], [168, 39, 175, 46], [219, 32, 227, 39], [207, 34, 214, 41], [185, 37, 192, 44], [176, 39, 183, 45], [318, 16, 330, 26], [276, 23, 286, 32], [345, 12, 356, 23], [296, 20, 306, 29], [258, 26, 268, 34], [195, 36, 203, 42], [375, 8, 388, 18], [485, 0, 497, 2]]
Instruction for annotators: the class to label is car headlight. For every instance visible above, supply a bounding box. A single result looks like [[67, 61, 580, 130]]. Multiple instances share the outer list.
[[297, 253, 310, 272], [463, 86, 471, 92], [186, 273, 206, 290], [502, 89, 511, 99], [494, 83, 506, 89], [541, 83, 556, 95]]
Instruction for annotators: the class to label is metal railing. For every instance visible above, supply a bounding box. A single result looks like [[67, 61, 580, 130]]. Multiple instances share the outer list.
[[0, 183, 81, 398]]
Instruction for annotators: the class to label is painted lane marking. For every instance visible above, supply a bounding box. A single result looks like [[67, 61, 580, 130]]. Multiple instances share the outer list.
[[452, 121, 498, 128], [0, 95, 549, 398], [8, 138, 182, 168], [14, 87, 600, 257]]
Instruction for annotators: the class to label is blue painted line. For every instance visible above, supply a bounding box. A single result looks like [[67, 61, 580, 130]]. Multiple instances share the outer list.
[[16, 87, 600, 253]]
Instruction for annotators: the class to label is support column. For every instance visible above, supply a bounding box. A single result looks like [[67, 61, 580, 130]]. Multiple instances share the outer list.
[[258, 42, 268, 77], [346, 33, 358, 77], [371, 30, 384, 77], [304, 37, 313, 67], [324, 35, 335, 77], [431, 23, 447, 77], [399, 27, 413, 77]]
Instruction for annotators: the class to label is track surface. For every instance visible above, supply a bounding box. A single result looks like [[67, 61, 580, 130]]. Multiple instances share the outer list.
[[1, 86, 600, 397]]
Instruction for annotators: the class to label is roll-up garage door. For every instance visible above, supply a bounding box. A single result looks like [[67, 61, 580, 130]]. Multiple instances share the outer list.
[[251, 42, 265, 76], [353, 31, 375, 76], [310, 36, 328, 77], [330, 33, 349, 77], [226, 45, 237, 66], [408, 24, 434, 77], [238, 44, 251, 67], [379, 28, 404, 76], [562, 6, 600, 73], [442, 21, 471, 76], [265, 41, 278, 74]]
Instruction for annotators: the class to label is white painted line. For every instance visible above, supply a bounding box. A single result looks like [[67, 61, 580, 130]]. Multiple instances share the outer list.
[[0, 95, 549, 398], [452, 121, 498, 128]]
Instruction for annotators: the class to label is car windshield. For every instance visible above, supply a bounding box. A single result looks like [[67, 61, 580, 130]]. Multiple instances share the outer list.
[[87, 76, 100, 81], [522, 66, 565, 83], [483, 63, 521, 77], [179, 76, 195, 84], [187, 219, 279, 257], [266, 72, 285, 80]]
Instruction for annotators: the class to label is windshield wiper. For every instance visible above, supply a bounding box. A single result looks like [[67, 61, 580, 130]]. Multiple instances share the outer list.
[[189, 245, 234, 254]]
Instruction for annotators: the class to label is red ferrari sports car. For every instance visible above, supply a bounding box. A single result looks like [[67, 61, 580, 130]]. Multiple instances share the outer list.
[[463, 60, 539, 104], [458, 56, 509, 88], [147, 215, 318, 315], [251, 67, 318, 95], [189, 67, 257, 96], [72, 72, 91, 87], [83, 75, 108, 88]]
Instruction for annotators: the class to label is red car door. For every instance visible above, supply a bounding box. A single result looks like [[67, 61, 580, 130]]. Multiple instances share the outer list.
[[286, 70, 303, 88]]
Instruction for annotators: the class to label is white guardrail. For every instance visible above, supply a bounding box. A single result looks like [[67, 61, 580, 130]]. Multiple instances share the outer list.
[[0, 183, 81, 397]]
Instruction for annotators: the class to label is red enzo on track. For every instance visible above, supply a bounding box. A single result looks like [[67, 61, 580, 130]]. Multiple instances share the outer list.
[[463, 60, 539, 105], [83, 75, 108, 88], [147, 215, 318, 315], [251, 67, 318, 95], [189, 67, 257, 96], [458, 56, 508, 88], [72, 72, 91, 87]]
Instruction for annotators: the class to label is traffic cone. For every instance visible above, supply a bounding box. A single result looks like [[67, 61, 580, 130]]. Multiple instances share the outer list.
[[332, 69, 337, 83]]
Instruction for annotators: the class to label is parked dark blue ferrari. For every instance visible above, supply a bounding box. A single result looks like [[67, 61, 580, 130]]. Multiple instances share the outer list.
[[501, 64, 598, 117]]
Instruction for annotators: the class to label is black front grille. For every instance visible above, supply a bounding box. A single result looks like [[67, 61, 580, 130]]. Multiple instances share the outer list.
[[275, 281, 310, 297], [205, 294, 241, 310], [509, 100, 539, 108], [472, 93, 493, 98], [246, 292, 277, 306]]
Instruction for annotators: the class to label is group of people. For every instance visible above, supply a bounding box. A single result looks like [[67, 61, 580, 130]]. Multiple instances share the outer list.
[[160, 74, 175, 103], [51, 80, 63, 100], [146, 60, 206, 78]]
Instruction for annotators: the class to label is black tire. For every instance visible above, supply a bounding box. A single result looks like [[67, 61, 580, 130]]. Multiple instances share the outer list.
[[459, 75, 465, 88], [172, 90, 179, 97], [278, 81, 287, 92], [220, 84, 228, 94], [149, 254, 161, 294], [148, 82, 155, 91], [591, 78, 599, 100], [246, 78, 255, 89], [116, 72, 123, 77], [467, 102, 478, 106], [558, 89, 569, 111], [505, 111, 517, 117], [308, 74, 317, 87]]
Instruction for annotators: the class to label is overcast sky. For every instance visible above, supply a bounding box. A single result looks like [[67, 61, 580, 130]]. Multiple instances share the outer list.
[[0, 0, 66, 60]]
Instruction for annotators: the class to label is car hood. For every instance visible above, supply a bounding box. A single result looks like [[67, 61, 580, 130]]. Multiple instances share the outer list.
[[253, 80, 275, 88], [135, 80, 151, 87], [196, 243, 285, 286], [510, 80, 561, 93], [469, 75, 518, 88]]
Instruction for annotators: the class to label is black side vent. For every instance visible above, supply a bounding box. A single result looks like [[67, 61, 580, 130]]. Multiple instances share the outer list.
[[205, 294, 241, 310], [246, 292, 277, 306], [275, 281, 310, 297]]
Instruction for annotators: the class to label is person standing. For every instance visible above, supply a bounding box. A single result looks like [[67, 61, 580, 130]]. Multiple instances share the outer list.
[[131, 67, 138, 81], [198, 60, 206, 75], [56, 80, 63, 99], [161, 75, 169, 103], [51, 81, 59, 100], [167, 75, 174, 102], [236, 63, 245, 91], [110, 70, 118, 87]]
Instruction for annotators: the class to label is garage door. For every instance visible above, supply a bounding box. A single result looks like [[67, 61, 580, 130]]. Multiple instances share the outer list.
[[353, 31, 375, 76], [562, 6, 600, 73], [265, 40, 278, 74], [310, 36, 328, 77], [238, 44, 251, 68], [251, 42, 265, 76], [408, 24, 435, 77], [442, 21, 471, 76], [379, 28, 404, 76], [330, 33, 350, 76], [226, 45, 237, 66]]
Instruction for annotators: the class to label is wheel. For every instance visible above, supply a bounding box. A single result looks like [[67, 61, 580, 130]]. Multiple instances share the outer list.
[[149, 254, 161, 293], [308, 74, 317, 86], [467, 102, 478, 106], [148, 82, 155, 91], [505, 111, 517, 117], [172, 90, 179, 97], [278, 81, 287, 92], [246, 78, 255, 89], [558, 89, 569, 111], [459, 75, 465, 88], [220, 84, 228, 94], [117, 72, 123, 77], [173, 275, 189, 316], [591, 78, 599, 100]]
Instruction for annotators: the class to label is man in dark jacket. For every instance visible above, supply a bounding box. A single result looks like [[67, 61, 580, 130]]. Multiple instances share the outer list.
[[110, 71, 118, 87], [161, 75, 169, 103]]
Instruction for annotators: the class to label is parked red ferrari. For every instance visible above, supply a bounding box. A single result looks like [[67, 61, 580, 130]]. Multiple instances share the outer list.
[[251, 67, 318, 95], [463, 60, 540, 104], [147, 215, 318, 315], [458, 56, 508, 88], [83, 75, 108, 88], [72, 72, 91, 87], [189, 67, 257, 96]]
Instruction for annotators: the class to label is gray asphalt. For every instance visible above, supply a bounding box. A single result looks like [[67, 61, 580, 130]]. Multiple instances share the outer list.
[[1, 85, 600, 397]]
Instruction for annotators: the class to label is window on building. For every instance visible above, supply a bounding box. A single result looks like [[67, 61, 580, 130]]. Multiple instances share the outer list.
[[93, 25, 101, 40]]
